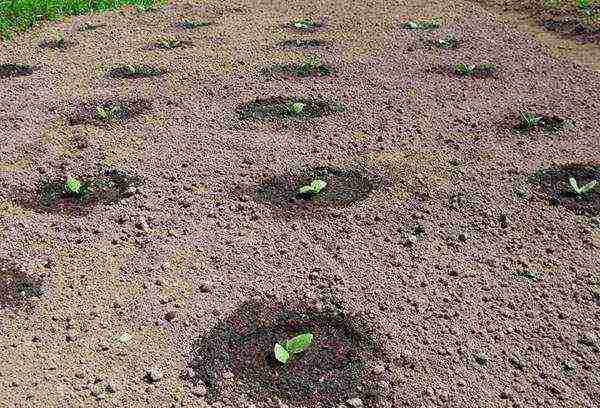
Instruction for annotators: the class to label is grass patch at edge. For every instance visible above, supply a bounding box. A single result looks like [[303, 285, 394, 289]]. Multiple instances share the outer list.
[[0, 0, 167, 41]]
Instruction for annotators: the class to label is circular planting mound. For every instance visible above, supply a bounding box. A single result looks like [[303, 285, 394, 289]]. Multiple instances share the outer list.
[[0, 259, 45, 312], [106, 65, 166, 79], [532, 162, 600, 216], [189, 298, 389, 407], [67, 98, 152, 126], [0, 63, 34, 78], [19, 169, 143, 215], [237, 96, 344, 120], [254, 166, 375, 211]]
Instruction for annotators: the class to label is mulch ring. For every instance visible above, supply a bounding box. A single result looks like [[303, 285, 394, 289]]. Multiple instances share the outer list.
[[0, 259, 46, 312], [67, 98, 152, 126], [18, 169, 143, 215], [106, 64, 167, 79], [542, 17, 600, 44], [189, 296, 391, 407], [277, 39, 331, 48], [237, 96, 344, 120], [251, 166, 377, 211], [0, 63, 34, 78], [531, 162, 600, 216]]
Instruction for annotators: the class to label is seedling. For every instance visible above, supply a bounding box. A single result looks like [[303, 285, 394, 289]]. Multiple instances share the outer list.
[[95, 105, 123, 121], [402, 18, 441, 29], [15, 280, 46, 298], [78, 22, 105, 31], [297, 179, 327, 195], [514, 112, 573, 133], [513, 269, 540, 282], [454, 63, 497, 77], [180, 19, 211, 29], [434, 34, 460, 49], [288, 102, 306, 114], [65, 176, 87, 197], [517, 112, 543, 130], [274, 332, 314, 364], [0, 63, 33, 78], [295, 57, 333, 76], [474, 352, 489, 367], [108, 65, 165, 79], [569, 177, 598, 195], [560, 359, 576, 376], [577, 0, 597, 16], [156, 37, 182, 49], [290, 18, 320, 29], [38, 31, 69, 49]]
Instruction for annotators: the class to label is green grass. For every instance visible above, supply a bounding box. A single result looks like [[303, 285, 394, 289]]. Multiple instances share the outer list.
[[0, 0, 167, 40]]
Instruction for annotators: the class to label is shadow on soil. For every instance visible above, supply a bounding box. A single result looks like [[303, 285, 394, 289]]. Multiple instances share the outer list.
[[189, 297, 388, 407], [532, 162, 600, 216], [67, 98, 152, 126], [15, 169, 143, 216], [0, 260, 46, 312]]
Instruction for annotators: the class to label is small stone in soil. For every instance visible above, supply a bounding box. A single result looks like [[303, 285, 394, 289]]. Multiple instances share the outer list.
[[346, 397, 364, 408]]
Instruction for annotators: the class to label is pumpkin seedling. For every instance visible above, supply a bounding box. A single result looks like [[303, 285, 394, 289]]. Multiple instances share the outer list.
[[156, 37, 182, 49], [65, 176, 89, 198], [577, 0, 597, 16], [454, 63, 497, 77], [0, 63, 33, 78], [38, 31, 69, 49], [517, 112, 543, 130], [274, 332, 314, 364], [288, 101, 306, 114], [290, 18, 321, 30], [180, 19, 211, 29], [432, 33, 460, 49], [569, 177, 598, 195], [95, 105, 123, 121], [560, 359, 576, 376], [514, 113, 574, 133], [297, 179, 327, 196], [402, 18, 441, 29]]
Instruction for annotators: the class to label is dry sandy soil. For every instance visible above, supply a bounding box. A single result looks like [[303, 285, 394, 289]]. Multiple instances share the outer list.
[[0, 0, 599, 407]]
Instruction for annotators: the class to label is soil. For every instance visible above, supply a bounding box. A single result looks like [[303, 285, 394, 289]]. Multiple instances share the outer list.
[[0, 0, 599, 407], [277, 38, 331, 49], [38, 38, 76, 50]]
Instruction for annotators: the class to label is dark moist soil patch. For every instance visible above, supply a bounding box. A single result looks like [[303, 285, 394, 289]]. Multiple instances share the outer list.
[[0, 260, 45, 312], [189, 298, 388, 407], [38, 38, 76, 50], [531, 162, 600, 216], [67, 98, 152, 126], [513, 114, 573, 134], [254, 166, 375, 211], [19, 169, 143, 215], [0, 63, 34, 78], [237, 96, 343, 120], [277, 38, 330, 48], [542, 17, 600, 44], [106, 65, 166, 79], [261, 61, 336, 79]]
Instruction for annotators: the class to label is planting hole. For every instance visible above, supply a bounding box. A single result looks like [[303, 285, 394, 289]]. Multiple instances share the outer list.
[[68, 98, 152, 126], [237, 96, 344, 120], [189, 297, 389, 407], [107, 64, 166, 79], [0, 260, 45, 312], [0, 63, 33, 78], [531, 162, 600, 216]]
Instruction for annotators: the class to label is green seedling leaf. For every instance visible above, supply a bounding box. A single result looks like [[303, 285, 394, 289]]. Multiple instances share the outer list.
[[569, 177, 598, 195], [289, 102, 305, 114], [298, 179, 327, 195], [285, 333, 313, 354], [274, 342, 290, 363], [65, 176, 83, 194], [454, 63, 474, 75]]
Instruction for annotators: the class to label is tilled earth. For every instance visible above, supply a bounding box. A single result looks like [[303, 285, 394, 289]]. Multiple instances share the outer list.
[[0, 0, 599, 407]]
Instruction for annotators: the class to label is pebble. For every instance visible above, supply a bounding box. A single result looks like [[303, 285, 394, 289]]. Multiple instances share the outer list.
[[191, 384, 207, 397], [146, 368, 163, 383], [346, 397, 363, 408], [371, 364, 385, 375]]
